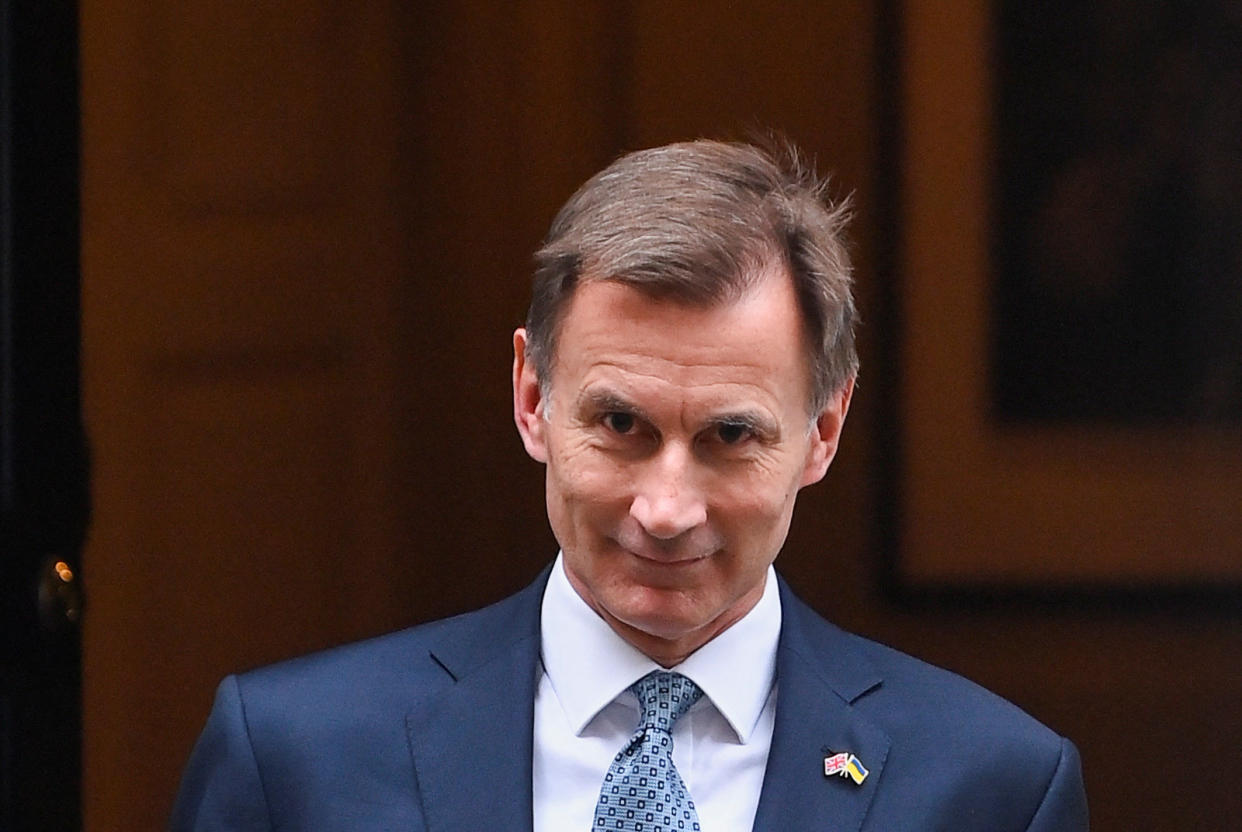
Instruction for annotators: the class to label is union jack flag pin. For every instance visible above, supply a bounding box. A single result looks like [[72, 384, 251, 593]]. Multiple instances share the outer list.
[[824, 751, 869, 785]]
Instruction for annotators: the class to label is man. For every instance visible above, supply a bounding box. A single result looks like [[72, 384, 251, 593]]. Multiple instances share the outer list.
[[172, 140, 1088, 830]]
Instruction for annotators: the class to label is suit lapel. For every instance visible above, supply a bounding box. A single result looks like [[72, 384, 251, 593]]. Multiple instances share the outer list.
[[405, 573, 547, 832], [752, 582, 891, 832], [401, 571, 890, 832]]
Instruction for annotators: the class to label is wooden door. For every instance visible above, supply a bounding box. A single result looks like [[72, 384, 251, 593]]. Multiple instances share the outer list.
[[81, 3, 418, 828]]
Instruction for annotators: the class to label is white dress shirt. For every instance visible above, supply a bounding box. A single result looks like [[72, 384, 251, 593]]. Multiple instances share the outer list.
[[533, 554, 781, 832]]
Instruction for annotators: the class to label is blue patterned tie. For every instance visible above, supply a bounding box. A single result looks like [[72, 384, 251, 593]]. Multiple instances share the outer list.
[[592, 671, 703, 831]]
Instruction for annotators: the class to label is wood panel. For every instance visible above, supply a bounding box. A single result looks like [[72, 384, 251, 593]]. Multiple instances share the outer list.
[[81, 2, 410, 828], [144, 1, 346, 211]]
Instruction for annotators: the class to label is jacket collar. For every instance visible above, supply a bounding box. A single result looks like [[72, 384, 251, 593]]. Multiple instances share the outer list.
[[751, 578, 890, 830], [403, 569, 890, 832], [405, 569, 548, 832]]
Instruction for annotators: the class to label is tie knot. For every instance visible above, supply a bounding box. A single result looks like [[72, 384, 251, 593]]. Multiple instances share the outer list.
[[630, 671, 702, 734]]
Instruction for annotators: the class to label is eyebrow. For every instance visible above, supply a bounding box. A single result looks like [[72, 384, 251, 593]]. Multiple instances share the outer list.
[[576, 388, 780, 441], [576, 389, 650, 422], [711, 410, 780, 442]]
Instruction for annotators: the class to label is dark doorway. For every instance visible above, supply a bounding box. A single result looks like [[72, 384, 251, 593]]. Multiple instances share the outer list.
[[1, 0, 86, 829]]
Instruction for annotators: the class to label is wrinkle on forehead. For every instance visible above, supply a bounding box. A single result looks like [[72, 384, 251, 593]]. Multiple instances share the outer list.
[[544, 272, 815, 424]]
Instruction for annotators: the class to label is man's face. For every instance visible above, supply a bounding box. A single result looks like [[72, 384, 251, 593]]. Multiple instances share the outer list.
[[513, 269, 852, 664]]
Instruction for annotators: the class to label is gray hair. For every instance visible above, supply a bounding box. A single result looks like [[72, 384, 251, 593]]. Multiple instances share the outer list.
[[525, 139, 858, 413]]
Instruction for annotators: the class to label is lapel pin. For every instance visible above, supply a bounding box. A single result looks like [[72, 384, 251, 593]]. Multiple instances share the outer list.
[[823, 751, 869, 785]]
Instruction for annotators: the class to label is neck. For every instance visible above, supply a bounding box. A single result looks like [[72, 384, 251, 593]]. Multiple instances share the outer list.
[[564, 567, 765, 667]]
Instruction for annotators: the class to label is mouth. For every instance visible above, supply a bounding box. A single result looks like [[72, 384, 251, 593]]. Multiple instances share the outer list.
[[610, 535, 717, 566], [631, 550, 710, 566]]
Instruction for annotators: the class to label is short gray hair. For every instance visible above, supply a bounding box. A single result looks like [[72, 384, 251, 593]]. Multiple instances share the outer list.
[[525, 139, 858, 413]]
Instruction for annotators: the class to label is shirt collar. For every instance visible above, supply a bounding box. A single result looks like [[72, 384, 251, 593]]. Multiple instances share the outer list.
[[540, 552, 781, 744]]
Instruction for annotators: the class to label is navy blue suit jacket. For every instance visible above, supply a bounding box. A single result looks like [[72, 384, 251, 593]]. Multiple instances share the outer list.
[[171, 570, 1088, 830]]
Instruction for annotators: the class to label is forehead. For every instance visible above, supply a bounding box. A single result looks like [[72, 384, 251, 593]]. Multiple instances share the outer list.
[[549, 269, 811, 411]]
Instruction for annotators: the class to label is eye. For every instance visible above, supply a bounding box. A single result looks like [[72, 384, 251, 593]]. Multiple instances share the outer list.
[[714, 422, 753, 445], [603, 411, 636, 434]]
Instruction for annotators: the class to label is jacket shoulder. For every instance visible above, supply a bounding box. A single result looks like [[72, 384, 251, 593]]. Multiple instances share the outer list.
[[778, 580, 1081, 823], [233, 571, 545, 723], [845, 628, 1064, 751], [779, 583, 1073, 784], [780, 580, 1063, 751]]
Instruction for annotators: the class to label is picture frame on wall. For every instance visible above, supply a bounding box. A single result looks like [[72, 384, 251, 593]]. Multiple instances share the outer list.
[[887, 0, 1242, 598]]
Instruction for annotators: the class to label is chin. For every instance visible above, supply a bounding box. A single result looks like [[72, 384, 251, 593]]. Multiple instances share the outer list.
[[608, 586, 718, 642]]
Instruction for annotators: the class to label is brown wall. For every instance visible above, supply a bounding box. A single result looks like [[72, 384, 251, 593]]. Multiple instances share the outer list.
[[81, 2, 1241, 830]]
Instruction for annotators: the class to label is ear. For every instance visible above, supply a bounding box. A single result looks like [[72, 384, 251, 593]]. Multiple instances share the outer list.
[[800, 377, 854, 487], [513, 328, 549, 463]]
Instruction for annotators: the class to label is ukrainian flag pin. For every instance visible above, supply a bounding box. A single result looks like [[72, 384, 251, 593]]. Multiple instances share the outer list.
[[823, 751, 869, 785]]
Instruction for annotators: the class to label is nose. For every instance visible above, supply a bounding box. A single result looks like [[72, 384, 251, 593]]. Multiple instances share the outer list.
[[628, 443, 707, 540]]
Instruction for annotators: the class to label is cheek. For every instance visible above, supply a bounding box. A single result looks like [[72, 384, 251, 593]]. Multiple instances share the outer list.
[[706, 463, 804, 552], [711, 456, 802, 515], [548, 443, 631, 513]]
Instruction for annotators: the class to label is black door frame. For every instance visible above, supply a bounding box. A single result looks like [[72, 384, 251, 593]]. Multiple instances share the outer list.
[[1, 1, 85, 829]]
